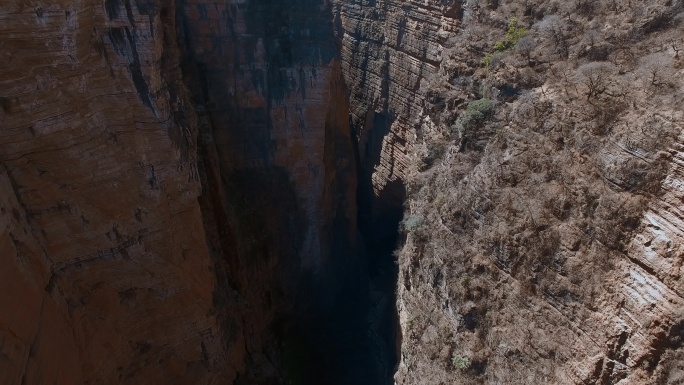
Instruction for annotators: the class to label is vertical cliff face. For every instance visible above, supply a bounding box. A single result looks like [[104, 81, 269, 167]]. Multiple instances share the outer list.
[[334, 0, 449, 248], [2, 0, 404, 381], [176, 0, 405, 382], [179, 0, 345, 270], [1, 0, 390, 383], [0, 0, 230, 383], [175, 0, 374, 383]]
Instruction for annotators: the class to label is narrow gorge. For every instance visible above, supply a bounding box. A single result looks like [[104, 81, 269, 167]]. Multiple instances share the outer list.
[[1, 0, 417, 383], [2, 0, 684, 384]]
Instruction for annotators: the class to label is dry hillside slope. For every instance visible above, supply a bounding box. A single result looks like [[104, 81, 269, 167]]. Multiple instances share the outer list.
[[394, 0, 684, 384]]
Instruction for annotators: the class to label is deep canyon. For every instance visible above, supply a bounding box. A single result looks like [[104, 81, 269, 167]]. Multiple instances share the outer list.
[[2, 0, 684, 384]]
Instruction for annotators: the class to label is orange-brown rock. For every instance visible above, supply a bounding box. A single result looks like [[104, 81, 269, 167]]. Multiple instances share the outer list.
[[0, 1, 231, 383], [1, 0, 373, 384]]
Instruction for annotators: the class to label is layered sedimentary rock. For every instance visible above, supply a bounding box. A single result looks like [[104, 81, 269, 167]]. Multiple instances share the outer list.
[[0, 0, 230, 383], [334, 0, 452, 243], [364, 1, 684, 384], [1, 0, 380, 384], [180, 0, 350, 270], [332, 0, 684, 383]]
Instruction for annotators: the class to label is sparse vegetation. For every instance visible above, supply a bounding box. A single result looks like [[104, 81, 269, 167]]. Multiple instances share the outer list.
[[398, 0, 683, 383], [451, 354, 471, 370], [402, 214, 424, 232], [483, 18, 528, 67]]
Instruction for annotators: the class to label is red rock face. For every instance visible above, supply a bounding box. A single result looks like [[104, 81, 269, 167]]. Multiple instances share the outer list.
[[179, 1, 374, 382], [2, 0, 365, 384], [0, 1, 231, 383]]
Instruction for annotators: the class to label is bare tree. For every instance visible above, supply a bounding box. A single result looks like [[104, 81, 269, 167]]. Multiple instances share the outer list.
[[578, 62, 616, 100], [575, 0, 595, 16], [641, 54, 663, 86], [639, 53, 674, 89], [669, 38, 681, 58], [515, 36, 535, 65], [539, 15, 571, 59]]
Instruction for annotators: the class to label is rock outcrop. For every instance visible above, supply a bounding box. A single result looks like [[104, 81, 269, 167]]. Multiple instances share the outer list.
[[1, 1, 230, 383], [1, 0, 389, 384], [335, 0, 449, 242]]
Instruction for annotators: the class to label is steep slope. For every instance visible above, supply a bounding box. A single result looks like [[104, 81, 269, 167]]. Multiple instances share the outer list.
[[176, 0, 386, 383], [0, 1, 231, 383], [381, 1, 684, 384]]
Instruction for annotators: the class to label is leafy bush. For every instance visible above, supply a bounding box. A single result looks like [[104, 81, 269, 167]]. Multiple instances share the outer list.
[[403, 215, 424, 231], [462, 98, 494, 129], [482, 52, 494, 67], [467, 98, 494, 117], [452, 353, 471, 370], [451, 98, 495, 141], [483, 18, 528, 67], [495, 18, 528, 52]]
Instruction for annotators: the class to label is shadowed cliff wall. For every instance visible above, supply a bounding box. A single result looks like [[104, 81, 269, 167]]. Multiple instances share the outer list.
[[177, 0, 396, 383], [1, 0, 400, 384], [0, 0, 231, 383]]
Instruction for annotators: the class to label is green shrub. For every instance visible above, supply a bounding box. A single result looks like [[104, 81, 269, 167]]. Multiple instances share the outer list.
[[484, 18, 528, 66], [461, 110, 484, 131], [403, 215, 424, 231], [467, 98, 494, 116], [463, 98, 494, 128], [503, 18, 528, 49], [482, 53, 493, 67], [493, 40, 508, 52], [452, 98, 495, 139], [451, 353, 471, 370]]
